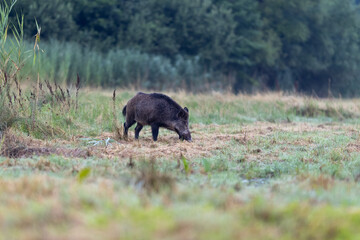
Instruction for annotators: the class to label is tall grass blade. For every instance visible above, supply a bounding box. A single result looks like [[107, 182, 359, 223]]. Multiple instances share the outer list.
[[182, 155, 190, 174]]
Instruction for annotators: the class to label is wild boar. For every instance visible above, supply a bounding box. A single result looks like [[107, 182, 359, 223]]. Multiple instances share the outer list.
[[122, 92, 192, 142]]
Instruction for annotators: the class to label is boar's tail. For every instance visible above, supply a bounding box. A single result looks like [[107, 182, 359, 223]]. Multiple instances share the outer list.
[[122, 105, 127, 116]]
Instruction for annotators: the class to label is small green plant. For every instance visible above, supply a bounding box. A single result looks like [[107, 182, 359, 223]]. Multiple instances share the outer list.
[[77, 167, 91, 183], [181, 155, 191, 174]]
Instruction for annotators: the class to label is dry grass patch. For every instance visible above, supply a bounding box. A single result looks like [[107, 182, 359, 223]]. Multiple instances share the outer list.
[[92, 130, 231, 160], [92, 122, 358, 160], [2, 121, 358, 160], [346, 143, 360, 153]]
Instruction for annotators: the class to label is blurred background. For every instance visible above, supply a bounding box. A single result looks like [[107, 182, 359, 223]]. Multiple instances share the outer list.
[[9, 0, 360, 96]]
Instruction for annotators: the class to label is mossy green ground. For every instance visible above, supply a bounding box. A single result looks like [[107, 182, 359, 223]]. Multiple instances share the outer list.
[[1, 91, 360, 239]]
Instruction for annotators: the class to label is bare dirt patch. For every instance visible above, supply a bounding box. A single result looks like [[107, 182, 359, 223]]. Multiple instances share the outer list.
[[0, 131, 90, 158]]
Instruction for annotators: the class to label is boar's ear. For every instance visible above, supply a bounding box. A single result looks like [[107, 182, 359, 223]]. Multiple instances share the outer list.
[[184, 107, 189, 113]]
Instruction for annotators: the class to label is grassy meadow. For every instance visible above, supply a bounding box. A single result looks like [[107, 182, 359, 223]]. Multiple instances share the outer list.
[[2, 90, 360, 239]]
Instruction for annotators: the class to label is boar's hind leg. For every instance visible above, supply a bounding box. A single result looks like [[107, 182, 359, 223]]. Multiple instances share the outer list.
[[124, 120, 136, 138], [135, 123, 143, 139], [151, 124, 160, 141]]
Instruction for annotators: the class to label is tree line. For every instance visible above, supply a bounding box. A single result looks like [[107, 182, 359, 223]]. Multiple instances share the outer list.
[[10, 0, 360, 96]]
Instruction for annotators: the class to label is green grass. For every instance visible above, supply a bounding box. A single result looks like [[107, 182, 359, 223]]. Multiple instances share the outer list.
[[2, 91, 360, 239], [21, 90, 360, 139], [5, 39, 216, 91]]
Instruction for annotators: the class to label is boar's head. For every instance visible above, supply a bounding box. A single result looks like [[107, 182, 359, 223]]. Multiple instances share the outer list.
[[175, 107, 192, 142]]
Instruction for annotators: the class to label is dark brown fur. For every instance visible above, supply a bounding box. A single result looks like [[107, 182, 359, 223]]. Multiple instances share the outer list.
[[122, 92, 192, 141]]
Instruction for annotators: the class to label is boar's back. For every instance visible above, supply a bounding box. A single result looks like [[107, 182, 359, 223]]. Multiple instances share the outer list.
[[129, 92, 185, 125]]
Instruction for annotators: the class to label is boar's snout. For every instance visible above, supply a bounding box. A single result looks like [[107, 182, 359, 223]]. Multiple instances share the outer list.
[[181, 130, 192, 142]]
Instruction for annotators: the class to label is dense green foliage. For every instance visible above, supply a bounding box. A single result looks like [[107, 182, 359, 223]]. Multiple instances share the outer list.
[[15, 40, 218, 90], [7, 0, 360, 95]]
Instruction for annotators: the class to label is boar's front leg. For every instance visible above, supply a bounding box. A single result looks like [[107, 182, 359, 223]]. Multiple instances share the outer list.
[[151, 124, 160, 141], [135, 123, 143, 139]]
